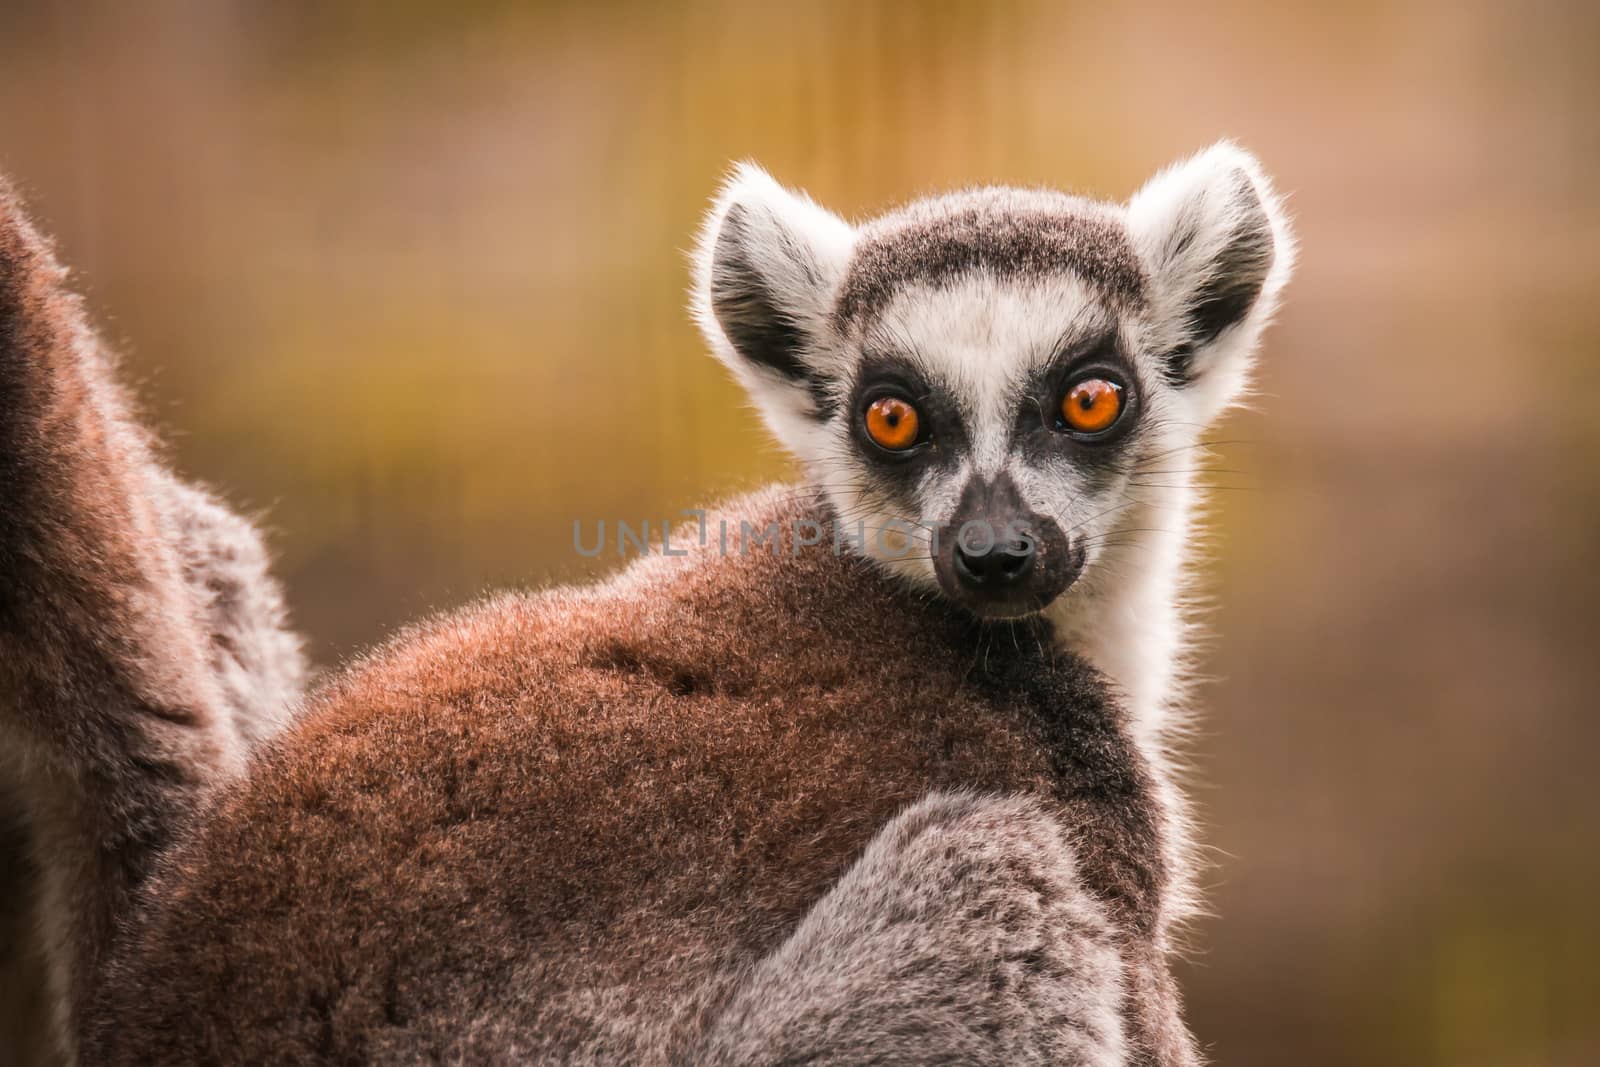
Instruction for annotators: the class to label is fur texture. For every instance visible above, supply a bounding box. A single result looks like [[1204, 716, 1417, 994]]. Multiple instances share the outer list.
[[89, 487, 1191, 1064], [0, 147, 1295, 1064], [0, 179, 307, 1062], [693, 791, 1129, 1066], [159, 474, 307, 747]]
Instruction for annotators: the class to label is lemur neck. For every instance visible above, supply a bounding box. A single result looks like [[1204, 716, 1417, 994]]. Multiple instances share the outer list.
[[1047, 484, 1196, 757]]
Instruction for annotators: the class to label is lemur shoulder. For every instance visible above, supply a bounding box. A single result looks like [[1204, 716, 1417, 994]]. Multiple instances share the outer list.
[[0, 143, 1292, 1065]]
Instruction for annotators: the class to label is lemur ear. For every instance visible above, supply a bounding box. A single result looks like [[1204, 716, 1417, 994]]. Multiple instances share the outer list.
[[1126, 142, 1295, 413], [693, 164, 856, 443]]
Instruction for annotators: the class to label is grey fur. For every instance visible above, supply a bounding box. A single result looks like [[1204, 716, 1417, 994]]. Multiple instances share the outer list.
[[333, 793, 1142, 1066], [836, 188, 1148, 327], [158, 474, 308, 746], [695, 791, 1130, 1066]]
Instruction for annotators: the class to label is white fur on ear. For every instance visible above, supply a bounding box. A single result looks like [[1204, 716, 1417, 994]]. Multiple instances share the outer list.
[[691, 164, 856, 456], [1126, 142, 1295, 418]]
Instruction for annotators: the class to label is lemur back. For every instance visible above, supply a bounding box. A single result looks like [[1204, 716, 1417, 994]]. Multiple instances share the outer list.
[[0, 143, 1291, 1065], [89, 491, 1186, 1063]]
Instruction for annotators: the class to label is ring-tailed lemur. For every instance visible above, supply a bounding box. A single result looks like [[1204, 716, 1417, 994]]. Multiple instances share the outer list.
[[698, 141, 1293, 936], [0, 143, 1291, 1065]]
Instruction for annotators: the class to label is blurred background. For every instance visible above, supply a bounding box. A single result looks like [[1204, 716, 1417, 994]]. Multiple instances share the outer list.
[[2, 1, 1596, 1063]]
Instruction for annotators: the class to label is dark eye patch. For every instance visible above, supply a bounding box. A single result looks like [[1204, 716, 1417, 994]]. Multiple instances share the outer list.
[[845, 352, 968, 512], [1012, 329, 1145, 474]]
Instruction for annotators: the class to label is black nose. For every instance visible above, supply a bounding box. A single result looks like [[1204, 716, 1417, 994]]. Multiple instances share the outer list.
[[953, 531, 1037, 589]]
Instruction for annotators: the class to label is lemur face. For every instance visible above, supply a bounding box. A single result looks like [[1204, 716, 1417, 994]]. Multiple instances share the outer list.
[[695, 144, 1293, 619]]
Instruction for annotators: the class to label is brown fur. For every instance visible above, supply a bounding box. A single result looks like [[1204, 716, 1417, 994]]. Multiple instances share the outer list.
[[83, 486, 1193, 1063], [0, 179, 306, 1062], [0, 792, 54, 1067], [1, 175, 1202, 1064]]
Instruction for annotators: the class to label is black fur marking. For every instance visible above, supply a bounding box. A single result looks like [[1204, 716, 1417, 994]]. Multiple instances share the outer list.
[[931, 473, 1079, 619], [709, 205, 835, 418], [1014, 331, 1147, 484], [806, 378, 839, 420], [836, 200, 1146, 327], [1159, 343, 1196, 387], [955, 615, 1166, 938], [846, 353, 967, 518], [1180, 171, 1275, 354]]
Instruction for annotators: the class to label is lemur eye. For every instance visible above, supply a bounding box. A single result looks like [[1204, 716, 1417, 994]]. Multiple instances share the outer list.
[[1059, 377, 1125, 436], [863, 396, 921, 452]]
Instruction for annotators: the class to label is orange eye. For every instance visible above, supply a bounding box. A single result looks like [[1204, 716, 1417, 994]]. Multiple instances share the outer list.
[[864, 396, 921, 451], [1060, 378, 1124, 435]]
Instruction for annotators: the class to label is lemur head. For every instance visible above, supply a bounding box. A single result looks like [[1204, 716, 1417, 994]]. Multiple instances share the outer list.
[[694, 144, 1293, 619]]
